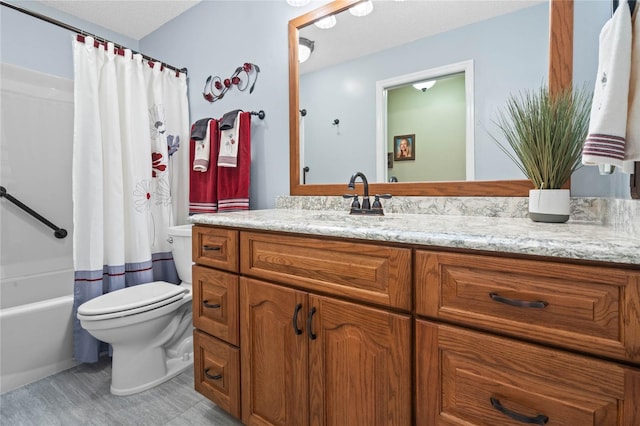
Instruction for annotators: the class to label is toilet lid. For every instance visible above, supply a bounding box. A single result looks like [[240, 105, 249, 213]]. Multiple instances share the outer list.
[[77, 281, 188, 317]]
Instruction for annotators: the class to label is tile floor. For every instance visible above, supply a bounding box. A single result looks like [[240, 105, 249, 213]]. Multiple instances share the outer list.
[[0, 358, 242, 425]]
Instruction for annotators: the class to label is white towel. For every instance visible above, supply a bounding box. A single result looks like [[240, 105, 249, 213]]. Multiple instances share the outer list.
[[623, 6, 640, 173], [218, 112, 240, 168], [192, 119, 212, 172], [582, 2, 632, 168]]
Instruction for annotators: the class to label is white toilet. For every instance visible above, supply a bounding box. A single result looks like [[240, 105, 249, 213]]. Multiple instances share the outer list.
[[77, 224, 194, 396]]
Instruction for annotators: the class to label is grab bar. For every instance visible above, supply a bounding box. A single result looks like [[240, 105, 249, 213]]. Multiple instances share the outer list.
[[0, 186, 68, 239]]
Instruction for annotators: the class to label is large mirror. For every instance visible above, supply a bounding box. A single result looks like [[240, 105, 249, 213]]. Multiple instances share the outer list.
[[289, 0, 573, 196]]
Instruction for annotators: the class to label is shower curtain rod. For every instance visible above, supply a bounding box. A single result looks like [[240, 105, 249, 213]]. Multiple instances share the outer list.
[[0, 1, 187, 76]]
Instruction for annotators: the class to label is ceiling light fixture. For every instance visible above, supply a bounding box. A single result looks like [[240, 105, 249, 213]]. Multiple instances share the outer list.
[[286, 0, 311, 6], [413, 80, 437, 92], [314, 15, 337, 29], [299, 37, 314, 63], [349, 0, 373, 17]]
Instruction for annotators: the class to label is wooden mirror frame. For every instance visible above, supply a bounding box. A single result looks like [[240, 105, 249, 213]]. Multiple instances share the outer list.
[[289, 0, 573, 196]]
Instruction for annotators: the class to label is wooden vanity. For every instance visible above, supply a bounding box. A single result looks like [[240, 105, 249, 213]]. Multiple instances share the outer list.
[[190, 214, 640, 425]]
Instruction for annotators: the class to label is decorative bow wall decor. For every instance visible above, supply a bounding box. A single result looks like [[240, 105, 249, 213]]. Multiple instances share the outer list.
[[202, 62, 261, 103]]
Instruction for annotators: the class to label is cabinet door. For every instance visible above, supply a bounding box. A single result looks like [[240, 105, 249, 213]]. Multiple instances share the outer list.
[[240, 278, 309, 426], [308, 295, 412, 426]]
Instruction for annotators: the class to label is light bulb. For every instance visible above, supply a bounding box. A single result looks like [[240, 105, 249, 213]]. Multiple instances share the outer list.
[[349, 0, 373, 17]]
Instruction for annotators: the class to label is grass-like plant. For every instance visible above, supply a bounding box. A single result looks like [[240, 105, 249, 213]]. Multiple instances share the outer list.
[[493, 85, 591, 190]]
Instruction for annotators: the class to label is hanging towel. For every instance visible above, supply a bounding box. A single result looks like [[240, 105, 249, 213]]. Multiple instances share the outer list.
[[623, 6, 640, 173], [191, 118, 211, 140], [218, 111, 241, 168], [582, 3, 632, 167], [189, 119, 219, 215], [220, 109, 242, 130], [193, 119, 212, 172], [218, 111, 251, 212]]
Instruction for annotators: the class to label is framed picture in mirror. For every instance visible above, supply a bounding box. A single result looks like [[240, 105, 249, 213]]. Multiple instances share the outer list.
[[394, 134, 415, 161]]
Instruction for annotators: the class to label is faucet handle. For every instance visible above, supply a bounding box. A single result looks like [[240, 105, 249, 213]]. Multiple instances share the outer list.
[[372, 194, 392, 209], [343, 193, 360, 209]]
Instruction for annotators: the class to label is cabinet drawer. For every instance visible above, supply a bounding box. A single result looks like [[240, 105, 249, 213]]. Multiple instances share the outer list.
[[240, 231, 412, 310], [193, 226, 238, 272], [416, 320, 640, 426], [193, 266, 239, 346], [194, 330, 241, 419], [415, 250, 640, 364]]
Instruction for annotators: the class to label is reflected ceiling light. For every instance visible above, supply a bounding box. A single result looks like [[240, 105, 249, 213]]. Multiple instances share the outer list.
[[286, 0, 311, 6], [413, 80, 437, 92], [349, 0, 373, 17], [315, 15, 337, 29], [299, 37, 314, 63]]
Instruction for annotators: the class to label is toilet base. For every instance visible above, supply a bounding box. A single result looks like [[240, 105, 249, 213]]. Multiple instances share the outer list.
[[110, 346, 194, 396]]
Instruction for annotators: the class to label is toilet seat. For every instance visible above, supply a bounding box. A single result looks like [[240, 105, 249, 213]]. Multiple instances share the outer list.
[[77, 281, 188, 321]]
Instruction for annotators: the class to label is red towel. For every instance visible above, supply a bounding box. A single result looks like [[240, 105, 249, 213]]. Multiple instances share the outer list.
[[189, 119, 219, 215], [217, 112, 251, 212]]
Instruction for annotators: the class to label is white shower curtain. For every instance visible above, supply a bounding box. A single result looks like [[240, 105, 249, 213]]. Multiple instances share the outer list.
[[72, 36, 189, 363]]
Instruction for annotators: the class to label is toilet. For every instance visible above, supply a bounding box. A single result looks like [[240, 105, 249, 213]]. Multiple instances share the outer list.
[[77, 224, 194, 396]]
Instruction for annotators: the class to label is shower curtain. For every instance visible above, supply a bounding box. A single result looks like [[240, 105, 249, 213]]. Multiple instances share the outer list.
[[72, 36, 189, 363]]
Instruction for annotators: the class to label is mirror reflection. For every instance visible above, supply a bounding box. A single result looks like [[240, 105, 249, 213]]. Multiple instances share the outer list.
[[298, 0, 548, 185], [386, 70, 467, 183]]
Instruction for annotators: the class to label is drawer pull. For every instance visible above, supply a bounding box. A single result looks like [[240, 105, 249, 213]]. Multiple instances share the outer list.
[[490, 397, 548, 425], [489, 292, 548, 309], [204, 368, 222, 380], [307, 307, 317, 340], [203, 300, 221, 309], [202, 245, 222, 252], [292, 303, 303, 335]]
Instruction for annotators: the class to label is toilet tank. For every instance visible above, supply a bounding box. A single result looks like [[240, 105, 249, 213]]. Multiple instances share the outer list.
[[168, 225, 193, 284]]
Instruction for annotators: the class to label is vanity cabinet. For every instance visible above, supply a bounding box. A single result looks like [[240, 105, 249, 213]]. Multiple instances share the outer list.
[[192, 223, 640, 425]]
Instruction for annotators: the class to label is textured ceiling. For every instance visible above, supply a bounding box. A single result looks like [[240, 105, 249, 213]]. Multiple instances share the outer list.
[[38, 0, 201, 40]]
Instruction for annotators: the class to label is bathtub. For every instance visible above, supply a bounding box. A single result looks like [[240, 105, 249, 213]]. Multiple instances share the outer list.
[[0, 269, 78, 394], [1, 63, 77, 394]]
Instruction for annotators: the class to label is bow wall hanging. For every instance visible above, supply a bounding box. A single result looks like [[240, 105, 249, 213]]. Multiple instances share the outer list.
[[202, 62, 261, 103]]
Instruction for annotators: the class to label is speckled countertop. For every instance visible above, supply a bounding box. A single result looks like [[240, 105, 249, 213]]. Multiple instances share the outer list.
[[189, 197, 640, 266]]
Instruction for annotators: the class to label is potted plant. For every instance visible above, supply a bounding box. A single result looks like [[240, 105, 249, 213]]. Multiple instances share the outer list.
[[493, 85, 591, 223]]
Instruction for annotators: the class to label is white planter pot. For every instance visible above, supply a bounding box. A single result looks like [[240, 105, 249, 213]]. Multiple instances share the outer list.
[[528, 189, 570, 223]]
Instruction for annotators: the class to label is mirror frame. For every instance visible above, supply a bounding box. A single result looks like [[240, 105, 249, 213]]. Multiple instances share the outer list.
[[289, 0, 573, 196]]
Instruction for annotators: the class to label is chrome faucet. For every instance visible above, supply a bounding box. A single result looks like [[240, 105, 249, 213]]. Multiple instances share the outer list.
[[344, 172, 392, 215]]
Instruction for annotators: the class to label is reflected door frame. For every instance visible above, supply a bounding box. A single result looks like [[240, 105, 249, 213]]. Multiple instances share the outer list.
[[376, 60, 474, 182]]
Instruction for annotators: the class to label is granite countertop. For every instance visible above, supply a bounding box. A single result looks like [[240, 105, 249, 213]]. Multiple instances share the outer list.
[[190, 208, 640, 266]]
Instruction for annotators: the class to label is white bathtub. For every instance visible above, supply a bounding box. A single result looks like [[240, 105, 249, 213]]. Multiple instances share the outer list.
[[0, 270, 78, 394], [1, 63, 77, 394]]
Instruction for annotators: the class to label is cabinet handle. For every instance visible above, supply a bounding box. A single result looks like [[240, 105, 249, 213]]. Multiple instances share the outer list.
[[203, 300, 221, 309], [204, 368, 222, 380], [307, 307, 317, 340], [202, 245, 221, 251], [292, 303, 303, 335], [490, 397, 548, 425], [489, 292, 548, 309]]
